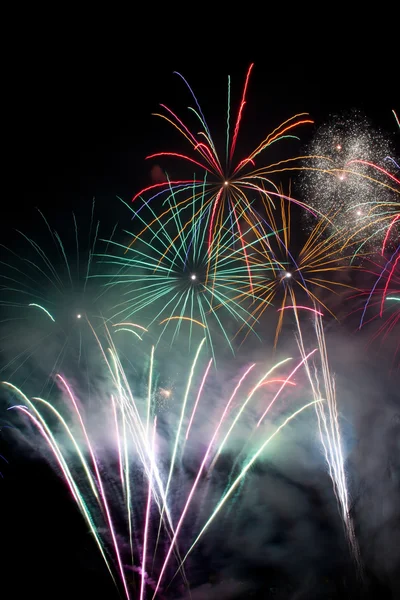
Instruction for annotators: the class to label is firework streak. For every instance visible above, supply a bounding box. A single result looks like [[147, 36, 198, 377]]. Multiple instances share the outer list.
[[294, 309, 363, 577]]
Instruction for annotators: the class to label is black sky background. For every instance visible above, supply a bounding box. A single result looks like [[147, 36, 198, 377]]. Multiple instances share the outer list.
[[4, 25, 398, 232], [1, 20, 399, 600]]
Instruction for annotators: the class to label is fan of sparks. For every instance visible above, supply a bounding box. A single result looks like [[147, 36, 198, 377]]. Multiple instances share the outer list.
[[3, 325, 321, 599]]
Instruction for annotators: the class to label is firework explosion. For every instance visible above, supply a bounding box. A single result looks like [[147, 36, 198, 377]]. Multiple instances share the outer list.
[[232, 197, 360, 347], [130, 63, 321, 290], [301, 112, 400, 253], [0, 202, 119, 391], [95, 195, 268, 359], [0, 66, 399, 598]]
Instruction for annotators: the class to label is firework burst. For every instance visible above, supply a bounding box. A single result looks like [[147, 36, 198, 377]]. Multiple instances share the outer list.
[[130, 64, 318, 289], [96, 195, 277, 358], [301, 112, 400, 254], [0, 202, 118, 390], [231, 196, 360, 347]]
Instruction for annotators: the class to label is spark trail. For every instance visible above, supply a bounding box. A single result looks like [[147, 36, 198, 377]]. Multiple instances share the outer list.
[[295, 309, 363, 578]]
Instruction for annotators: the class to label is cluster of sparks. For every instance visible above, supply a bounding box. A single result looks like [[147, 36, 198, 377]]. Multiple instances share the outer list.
[[301, 113, 399, 250], [300, 112, 399, 367], [0, 66, 398, 597]]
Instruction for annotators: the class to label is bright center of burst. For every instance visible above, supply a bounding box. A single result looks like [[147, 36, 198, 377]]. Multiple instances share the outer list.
[[224, 181, 229, 186], [284, 272, 292, 279], [77, 314, 82, 319], [190, 274, 196, 281]]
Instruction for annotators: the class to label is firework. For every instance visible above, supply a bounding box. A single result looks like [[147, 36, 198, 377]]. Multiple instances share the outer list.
[[348, 255, 400, 369], [130, 64, 319, 285], [96, 195, 275, 358], [301, 112, 400, 252], [1, 61, 398, 600], [232, 197, 360, 347], [0, 202, 118, 389], [3, 322, 320, 598], [295, 309, 363, 577]]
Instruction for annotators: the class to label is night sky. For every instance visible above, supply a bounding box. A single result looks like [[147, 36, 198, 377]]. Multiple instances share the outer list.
[[1, 23, 399, 600]]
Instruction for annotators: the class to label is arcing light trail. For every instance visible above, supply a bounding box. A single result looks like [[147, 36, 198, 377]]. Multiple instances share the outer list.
[[28, 303, 56, 322], [159, 316, 207, 329], [113, 322, 149, 331], [345, 159, 400, 186], [114, 327, 143, 340], [277, 305, 324, 316], [382, 214, 399, 255]]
